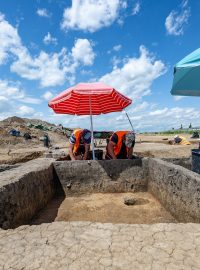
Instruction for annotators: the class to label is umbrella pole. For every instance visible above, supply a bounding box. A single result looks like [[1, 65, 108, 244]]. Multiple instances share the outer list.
[[89, 96, 95, 160], [124, 109, 134, 131]]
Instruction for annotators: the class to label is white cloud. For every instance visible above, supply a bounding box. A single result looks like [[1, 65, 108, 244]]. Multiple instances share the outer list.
[[174, 96, 185, 101], [182, 0, 188, 8], [165, 0, 190, 36], [42, 91, 53, 101], [22, 97, 41, 104], [18, 105, 35, 116], [43, 32, 57, 45], [114, 105, 200, 132], [0, 13, 22, 64], [0, 80, 44, 123], [61, 0, 127, 32], [107, 44, 122, 54], [0, 78, 43, 124], [0, 14, 96, 88], [11, 49, 67, 87], [0, 96, 12, 113], [36, 8, 51, 18], [149, 108, 168, 116], [45, 101, 200, 132], [0, 79, 41, 104], [144, 106, 200, 130], [129, 101, 149, 113], [111, 56, 121, 68], [0, 79, 23, 99], [10, 39, 95, 87], [100, 45, 166, 100], [72, 39, 95, 65], [113, 44, 122, 52], [132, 2, 140, 15]]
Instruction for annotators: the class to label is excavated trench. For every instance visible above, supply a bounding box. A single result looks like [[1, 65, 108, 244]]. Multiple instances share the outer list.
[[0, 158, 200, 229], [30, 192, 176, 225]]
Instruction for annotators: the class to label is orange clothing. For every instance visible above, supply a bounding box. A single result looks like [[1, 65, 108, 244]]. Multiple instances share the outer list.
[[73, 129, 83, 154], [112, 131, 129, 156]]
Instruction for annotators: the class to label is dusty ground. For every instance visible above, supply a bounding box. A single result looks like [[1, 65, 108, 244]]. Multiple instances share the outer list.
[[0, 116, 199, 164], [31, 192, 176, 225], [1, 222, 200, 270], [94, 135, 199, 159], [0, 116, 67, 164], [1, 136, 199, 164]]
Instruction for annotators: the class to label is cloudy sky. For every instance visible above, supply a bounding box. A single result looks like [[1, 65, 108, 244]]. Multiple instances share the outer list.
[[0, 0, 199, 131]]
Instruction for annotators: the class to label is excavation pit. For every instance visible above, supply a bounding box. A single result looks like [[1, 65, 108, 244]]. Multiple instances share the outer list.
[[1, 157, 200, 229], [30, 192, 176, 225]]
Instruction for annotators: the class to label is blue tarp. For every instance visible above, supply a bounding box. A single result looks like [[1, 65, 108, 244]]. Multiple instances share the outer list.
[[9, 129, 20, 137]]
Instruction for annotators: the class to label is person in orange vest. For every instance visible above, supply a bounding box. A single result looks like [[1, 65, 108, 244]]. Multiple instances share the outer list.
[[105, 131, 135, 159], [68, 129, 91, 160]]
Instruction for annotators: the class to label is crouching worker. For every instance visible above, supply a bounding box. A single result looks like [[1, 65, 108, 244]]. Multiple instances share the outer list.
[[105, 131, 135, 159], [68, 129, 91, 160], [174, 135, 191, 145]]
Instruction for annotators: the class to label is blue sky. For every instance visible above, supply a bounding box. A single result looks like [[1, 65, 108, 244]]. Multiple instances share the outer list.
[[0, 0, 199, 131]]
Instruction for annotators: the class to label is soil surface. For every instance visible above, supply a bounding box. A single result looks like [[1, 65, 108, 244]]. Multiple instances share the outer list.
[[31, 192, 177, 225], [0, 116, 199, 164]]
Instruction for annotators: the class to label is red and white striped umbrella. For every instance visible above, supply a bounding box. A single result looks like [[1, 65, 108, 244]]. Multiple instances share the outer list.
[[48, 82, 132, 115], [48, 82, 132, 159]]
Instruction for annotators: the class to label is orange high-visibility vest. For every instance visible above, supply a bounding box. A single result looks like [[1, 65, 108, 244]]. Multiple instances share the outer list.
[[112, 131, 129, 156], [72, 129, 83, 154]]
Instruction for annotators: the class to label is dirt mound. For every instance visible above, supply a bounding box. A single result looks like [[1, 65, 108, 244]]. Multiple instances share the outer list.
[[0, 116, 56, 129], [0, 116, 26, 126], [0, 116, 66, 149]]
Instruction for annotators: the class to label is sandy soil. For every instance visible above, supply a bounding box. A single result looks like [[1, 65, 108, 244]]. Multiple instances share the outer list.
[[134, 142, 198, 158], [1, 135, 199, 164], [31, 192, 177, 225], [0, 115, 199, 163]]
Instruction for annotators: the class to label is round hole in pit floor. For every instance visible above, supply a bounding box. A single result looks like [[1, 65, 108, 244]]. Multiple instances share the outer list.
[[30, 193, 176, 225], [124, 198, 150, 206]]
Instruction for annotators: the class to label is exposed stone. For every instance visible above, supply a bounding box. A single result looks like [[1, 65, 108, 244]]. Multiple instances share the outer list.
[[124, 197, 136, 205]]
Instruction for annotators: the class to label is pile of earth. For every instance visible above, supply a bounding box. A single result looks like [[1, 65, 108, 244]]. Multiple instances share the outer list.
[[0, 116, 72, 149]]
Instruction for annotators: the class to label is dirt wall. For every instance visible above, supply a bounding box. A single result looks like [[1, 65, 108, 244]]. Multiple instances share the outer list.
[[0, 158, 55, 229], [53, 159, 148, 194], [148, 158, 200, 222]]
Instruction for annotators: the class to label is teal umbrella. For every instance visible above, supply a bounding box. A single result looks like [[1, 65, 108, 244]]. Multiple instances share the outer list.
[[171, 48, 200, 96]]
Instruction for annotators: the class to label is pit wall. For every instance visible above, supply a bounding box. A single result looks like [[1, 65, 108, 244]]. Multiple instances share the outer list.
[[54, 158, 200, 222], [0, 158, 55, 229], [148, 158, 200, 223], [1, 157, 200, 229], [162, 157, 191, 170], [53, 159, 148, 194]]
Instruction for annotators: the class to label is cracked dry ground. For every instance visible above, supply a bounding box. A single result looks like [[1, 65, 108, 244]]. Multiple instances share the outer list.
[[0, 222, 200, 270]]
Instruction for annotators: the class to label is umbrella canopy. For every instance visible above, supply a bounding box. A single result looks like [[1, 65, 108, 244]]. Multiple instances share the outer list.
[[48, 82, 132, 115], [48, 82, 132, 160], [171, 48, 200, 96]]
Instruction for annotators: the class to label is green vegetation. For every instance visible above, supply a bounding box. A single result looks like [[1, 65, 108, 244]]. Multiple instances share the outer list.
[[158, 130, 199, 135], [144, 129, 200, 135]]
